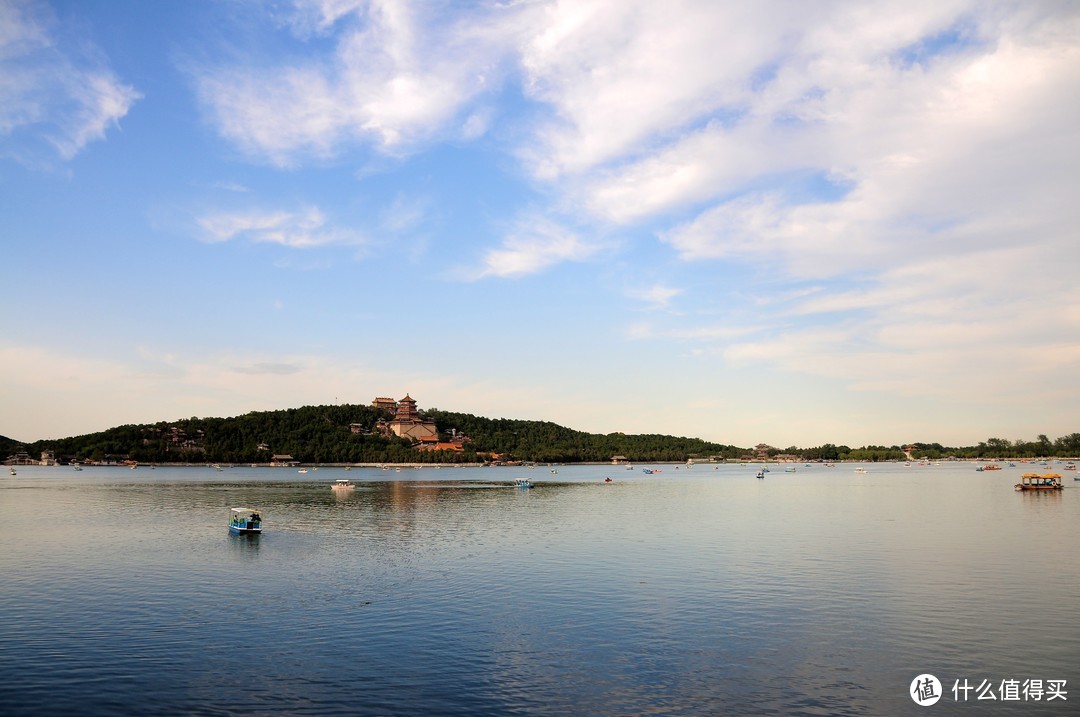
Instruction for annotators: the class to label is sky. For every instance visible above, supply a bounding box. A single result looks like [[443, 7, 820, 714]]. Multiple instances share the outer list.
[[2, 0, 1079, 449]]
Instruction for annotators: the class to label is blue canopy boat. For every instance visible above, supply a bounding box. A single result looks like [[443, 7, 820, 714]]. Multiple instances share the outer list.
[[229, 507, 262, 534]]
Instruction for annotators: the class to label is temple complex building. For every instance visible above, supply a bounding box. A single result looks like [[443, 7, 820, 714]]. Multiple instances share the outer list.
[[372, 397, 398, 412], [382, 394, 438, 443]]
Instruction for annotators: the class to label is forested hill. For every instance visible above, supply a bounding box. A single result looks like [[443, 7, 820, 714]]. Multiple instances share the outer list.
[[425, 410, 743, 463], [2, 404, 744, 465], [0, 434, 21, 457], [4, 407, 1078, 465]]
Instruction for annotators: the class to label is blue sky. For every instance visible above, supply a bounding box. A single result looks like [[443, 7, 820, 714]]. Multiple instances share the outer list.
[[2, 0, 1078, 448]]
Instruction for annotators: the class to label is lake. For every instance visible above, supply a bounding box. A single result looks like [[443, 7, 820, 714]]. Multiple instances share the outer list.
[[1, 462, 1077, 715]]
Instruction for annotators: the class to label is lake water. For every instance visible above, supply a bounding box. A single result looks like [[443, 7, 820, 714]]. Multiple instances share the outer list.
[[2, 462, 1077, 715]]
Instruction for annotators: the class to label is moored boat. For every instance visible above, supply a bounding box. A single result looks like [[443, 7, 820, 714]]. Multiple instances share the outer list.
[[1014, 473, 1063, 492], [332, 478, 354, 490], [229, 508, 262, 534]]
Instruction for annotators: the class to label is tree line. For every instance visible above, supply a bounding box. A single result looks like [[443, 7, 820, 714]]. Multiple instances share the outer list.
[[1, 404, 1078, 464]]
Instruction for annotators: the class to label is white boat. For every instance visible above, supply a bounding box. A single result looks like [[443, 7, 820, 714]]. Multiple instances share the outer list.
[[854, 467, 867, 474], [332, 478, 354, 490], [229, 508, 262, 534], [298, 468, 308, 474]]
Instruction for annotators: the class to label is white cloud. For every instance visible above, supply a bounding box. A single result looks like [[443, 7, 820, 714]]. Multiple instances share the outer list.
[[628, 284, 682, 309], [0, 0, 139, 163], [197, 205, 364, 248], [469, 215, 602, 279], [194, 0, 531, 166]]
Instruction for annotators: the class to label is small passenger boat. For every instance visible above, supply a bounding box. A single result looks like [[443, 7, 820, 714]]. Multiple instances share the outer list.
[[514, 478, 533, 489], [229, 508, 262, 534], [297, 467, 308, 474], [1014, 473, 1063, 492], [331, 478, 354, 490], [982, 464, 1001, 471]]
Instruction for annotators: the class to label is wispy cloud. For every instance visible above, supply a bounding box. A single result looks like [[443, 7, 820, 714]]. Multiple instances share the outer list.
[[467, 215, 603, 279], [0, 0, 139, 164], [197, 205, 364, 249], [628, 284, 683, 310], [193, 0, 532, 166]]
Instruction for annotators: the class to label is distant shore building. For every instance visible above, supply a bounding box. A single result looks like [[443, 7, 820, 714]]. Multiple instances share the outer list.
[[270, 454, 298, 466], [4, 451, 35, 466], [611, 455, 630, 465]]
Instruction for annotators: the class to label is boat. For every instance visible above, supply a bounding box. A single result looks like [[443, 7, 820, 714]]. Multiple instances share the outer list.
[[642, 468, 654, 474], [331, 478, 354, 491], [9, 467, 15, 476], [229, 508, 262, 534], [982, 464, 1001, 471], [756, 470, 765, 479], [514, 478, 533, 489], [604, 477, 613, 483], [784, 467, 796, 473], [297, 468, 308, 474], [1014, 473, 1063, 492], [1064, 463, 1076, 471], [854, 467, 867, 474]]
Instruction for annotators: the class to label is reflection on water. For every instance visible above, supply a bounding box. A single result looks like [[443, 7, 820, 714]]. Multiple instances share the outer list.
[[1, 463, 1078, 715]]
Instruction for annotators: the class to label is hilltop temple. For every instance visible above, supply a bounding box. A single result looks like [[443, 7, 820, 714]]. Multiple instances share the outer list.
[[375, 394, 438, 443]]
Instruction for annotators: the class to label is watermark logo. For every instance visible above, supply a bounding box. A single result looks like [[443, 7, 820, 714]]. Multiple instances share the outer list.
[[910, 674, 1067, 705], [911, 674, 942, 706]]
